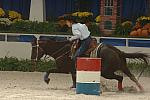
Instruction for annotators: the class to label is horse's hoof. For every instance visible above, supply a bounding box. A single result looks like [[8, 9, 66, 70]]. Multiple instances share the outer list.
[[44, 78, 50, 84]]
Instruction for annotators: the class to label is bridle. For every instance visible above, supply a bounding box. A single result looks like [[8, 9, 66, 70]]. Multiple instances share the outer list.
[[51, 44, 70, 57], [31, 40, 44, 61]]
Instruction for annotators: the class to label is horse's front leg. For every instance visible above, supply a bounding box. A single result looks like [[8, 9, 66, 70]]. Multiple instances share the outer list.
[[44, 69, 58, 84], [44, 71, 50, 84]]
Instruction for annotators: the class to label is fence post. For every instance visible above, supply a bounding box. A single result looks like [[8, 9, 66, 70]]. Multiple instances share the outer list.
[[76, 57, 101, 95]]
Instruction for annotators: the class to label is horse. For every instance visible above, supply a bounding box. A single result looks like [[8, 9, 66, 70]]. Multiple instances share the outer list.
[[31, 38, 149, 92]]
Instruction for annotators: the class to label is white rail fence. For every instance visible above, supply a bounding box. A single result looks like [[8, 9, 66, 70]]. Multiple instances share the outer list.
[[0, 33, 150, 60]]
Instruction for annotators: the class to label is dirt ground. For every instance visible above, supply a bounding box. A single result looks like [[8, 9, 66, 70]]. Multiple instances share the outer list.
[[0, 71, 150, 100]]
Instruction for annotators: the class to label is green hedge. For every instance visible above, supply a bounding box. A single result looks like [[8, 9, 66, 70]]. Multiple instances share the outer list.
[[0, 20, 101, 36], [114, 22, 133, 36], [88, 22, 101, 36], [0, 57, 56, 72], [3, 20, 59, 33], [0, 57, 150, 76]]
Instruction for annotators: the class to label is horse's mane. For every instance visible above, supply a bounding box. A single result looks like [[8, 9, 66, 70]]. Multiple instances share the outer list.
[[38, 39, 69, 44]]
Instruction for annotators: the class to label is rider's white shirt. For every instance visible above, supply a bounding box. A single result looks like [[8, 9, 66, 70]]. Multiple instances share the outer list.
[[69, 23, 90, 41]]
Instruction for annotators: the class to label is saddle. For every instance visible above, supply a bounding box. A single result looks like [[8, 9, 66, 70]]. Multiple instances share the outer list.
[[71, 38, 98, 57]]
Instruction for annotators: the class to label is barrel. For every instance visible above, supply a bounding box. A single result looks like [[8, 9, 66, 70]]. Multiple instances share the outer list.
[[76, 57, 101, 95]]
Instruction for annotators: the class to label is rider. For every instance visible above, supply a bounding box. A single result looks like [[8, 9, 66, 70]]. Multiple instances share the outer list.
[[64, 14, 92, 88]]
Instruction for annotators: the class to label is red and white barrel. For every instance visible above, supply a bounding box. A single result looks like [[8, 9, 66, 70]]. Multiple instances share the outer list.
[[76, 57, 101, 95]]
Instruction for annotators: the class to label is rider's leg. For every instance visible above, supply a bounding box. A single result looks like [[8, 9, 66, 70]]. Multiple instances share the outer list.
[[70, 37, 91, 88]]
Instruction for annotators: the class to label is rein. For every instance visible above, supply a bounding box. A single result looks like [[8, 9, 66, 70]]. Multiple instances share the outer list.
[[42, 49, 70, 61], [32, 40, 71, 61], [48, 44, 71, 61], [55, 50, 70, 60], [51, 44, 70, 57]]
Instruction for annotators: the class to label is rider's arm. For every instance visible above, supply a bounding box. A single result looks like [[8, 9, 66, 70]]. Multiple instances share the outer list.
[[69, 29, 81, 41]]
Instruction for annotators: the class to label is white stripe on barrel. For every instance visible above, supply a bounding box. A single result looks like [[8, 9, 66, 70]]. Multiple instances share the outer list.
[[76, 57, 101, 95]]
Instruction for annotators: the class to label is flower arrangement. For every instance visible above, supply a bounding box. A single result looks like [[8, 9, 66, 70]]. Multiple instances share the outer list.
[[0, 8, 22, 22], [95, 15, 101, 23], [0, 8, 22, 31], [0, 18, 12, 26], [129, 16, 150, 37], [115, 16, 150, 37], [72, 12, 94, 23], [8, 10, 21, 21], [121, 21, 133, 36], [121, 21, 133, 28], [72, 12, 93, 18], [0, 18, 12, 31], [137, 16, 150, 21], [128, 16, 150, 37], [136, 16, 150, 26], [0, 8, 5, 17]]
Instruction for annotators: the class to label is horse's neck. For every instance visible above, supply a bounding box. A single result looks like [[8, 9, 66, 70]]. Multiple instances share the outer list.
[[41, 41, 70, 59]]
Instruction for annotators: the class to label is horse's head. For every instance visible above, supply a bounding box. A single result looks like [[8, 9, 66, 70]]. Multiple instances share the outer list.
[[31, 39, 72, 72], [31, 39, 71, 61]]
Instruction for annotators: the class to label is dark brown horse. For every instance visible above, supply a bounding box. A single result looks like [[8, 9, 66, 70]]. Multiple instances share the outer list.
[[31, 39, 149, 92]]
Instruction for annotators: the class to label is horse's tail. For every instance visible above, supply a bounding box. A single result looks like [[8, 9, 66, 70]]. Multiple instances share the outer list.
[[122, 52, 149, 65], [122, 52, 150, 80]]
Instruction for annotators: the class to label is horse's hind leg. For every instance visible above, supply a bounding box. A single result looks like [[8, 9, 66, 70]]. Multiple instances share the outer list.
[[102, 72, 123, 91], [122, 64, 144, 92]]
